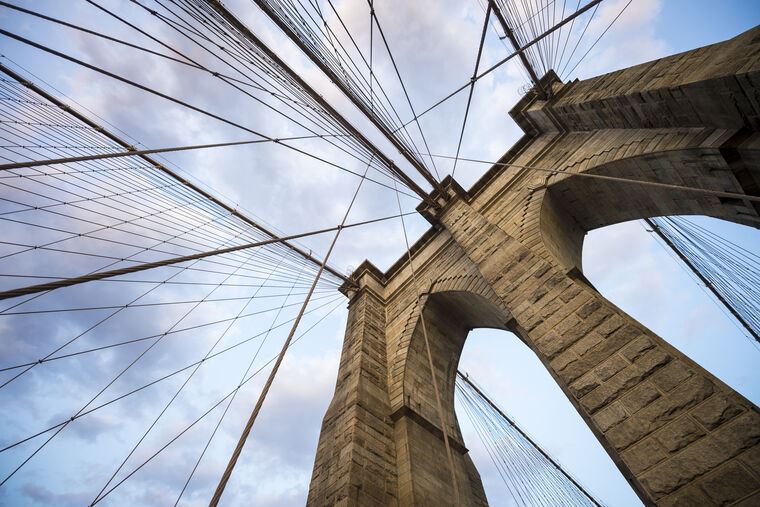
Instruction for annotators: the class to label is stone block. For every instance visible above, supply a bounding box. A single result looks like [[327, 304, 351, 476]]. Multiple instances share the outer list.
[[555, 313, 583, 335], [581, 324, 643, 368], [711, 411, 760, 458], [621, 336, 655, 362], [739, 445, 760, 477], [584, 307, 614, 331], [659, 484, 713, 507], [692, 394, 745, 431], [622, 436, 668, 475], [555, 357, 591, 385], [596, 354, 628, 382], [640, 458, 693, 499], [577, 299, 602, 319], [656, 416, 706, 453], [581, 349, 669, 414], [593, 401, 628, 432], [643, 376, 715, 426], [596, 314, 624, 337], [537, 329, 579, 360], [569, 372, 600, 398], [550, 348, 578, 372], [699, 461, 759, 505], [734, 491, 760, 507], [621, 382, 661, 414], [651, 361, 694, 392], [607, 376, 714, 451], [559, 285, 582, 303], [573, 331, 604, 356]]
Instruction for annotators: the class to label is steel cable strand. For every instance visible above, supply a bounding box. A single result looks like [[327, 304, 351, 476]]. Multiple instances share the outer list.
[[452, 3, 492, 178], [208, 152, 372, 506], [140, 0, 398, 182], [0, 58, 347, 283], [457, 380, 534, 505], [0, 28, 422, 198], [90, 296, 344, 505], [89, 245, 307, 504], [0, 293, 345, 458], [0, 201, 283, 388], [367, 0, 441, 180], [455, 382, 528, 505], [562, 0, 631, 79], [0, 225, 264, 486], [172, 244, 310, 505], [169, 0, 413, 187], [642, 220, 760, 348]]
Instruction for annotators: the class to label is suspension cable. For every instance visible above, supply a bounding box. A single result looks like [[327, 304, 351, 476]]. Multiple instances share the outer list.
[[208, 156, 372, 505]]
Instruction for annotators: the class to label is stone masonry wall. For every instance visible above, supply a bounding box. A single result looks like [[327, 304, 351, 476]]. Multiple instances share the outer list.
[[308, 26, 760, 506], [308, 284, 398, 506], [436, 196, 760, 506]]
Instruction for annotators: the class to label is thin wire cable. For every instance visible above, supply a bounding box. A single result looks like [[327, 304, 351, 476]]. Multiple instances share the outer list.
[[391, 178, 461, 503]]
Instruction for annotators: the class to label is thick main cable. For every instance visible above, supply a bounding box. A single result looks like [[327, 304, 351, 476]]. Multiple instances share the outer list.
[[0, 63, 350, 284], [0, 211, 416, 301]]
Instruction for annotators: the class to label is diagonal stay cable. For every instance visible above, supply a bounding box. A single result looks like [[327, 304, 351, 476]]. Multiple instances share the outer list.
[[0, 288, 335, 317], [0, 134, 326, 171], [0, 28, 422, 199], [106, 0, 400, 186], [0, 293, 344, 457], [0, 226, 260, 487], [0, 291, 338, 374], [177, 0, 438, 202], [367, 0, 441, 182], [247, 0, 444, 195], [452, 3, 492, 178], [173, 246, 312, 505], [0, 212, 261, 389], [0, 210, 416, 301], [0, 60, 350, 289], [392, 0, 606, 131], [90, 240, 306, 504], [90, 296, 344, 505], [208, 155, 372, 506], [561, 0, 632, 79], [0, 62, 351, 285], [457, 371, 602, 506]]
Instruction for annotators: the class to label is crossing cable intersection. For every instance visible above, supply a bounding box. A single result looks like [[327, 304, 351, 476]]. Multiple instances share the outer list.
[[1, 0, 756, 505]]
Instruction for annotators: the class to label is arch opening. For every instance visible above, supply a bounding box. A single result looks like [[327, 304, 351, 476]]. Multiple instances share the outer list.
[[581, 216, 760, 406], [456, 327, 642, 506], [538, 145, 760, 275], [398, 289, 640, 506]]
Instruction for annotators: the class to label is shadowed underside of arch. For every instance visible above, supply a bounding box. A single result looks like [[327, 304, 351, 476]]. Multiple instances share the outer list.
[[308, 26, 760, 507]]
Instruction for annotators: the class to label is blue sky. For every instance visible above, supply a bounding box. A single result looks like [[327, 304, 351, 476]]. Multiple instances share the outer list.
[[0, 0, 759, 506]]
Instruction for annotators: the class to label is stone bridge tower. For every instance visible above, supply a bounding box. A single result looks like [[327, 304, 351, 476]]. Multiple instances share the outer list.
[[307, 27, 760, 506]]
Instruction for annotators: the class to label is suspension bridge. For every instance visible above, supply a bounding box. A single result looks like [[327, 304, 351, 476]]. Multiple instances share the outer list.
[[0, 0, 759, 505]]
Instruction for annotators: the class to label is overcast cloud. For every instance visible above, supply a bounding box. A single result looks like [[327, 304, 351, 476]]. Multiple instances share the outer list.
[[0, 1, 759, 506]]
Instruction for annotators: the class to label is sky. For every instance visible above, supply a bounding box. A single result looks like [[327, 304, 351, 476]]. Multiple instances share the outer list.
[[0, 0, 759, 506]]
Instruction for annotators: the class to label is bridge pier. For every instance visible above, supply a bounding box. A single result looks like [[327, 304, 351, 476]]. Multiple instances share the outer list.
[[308, 26, 760, 506]]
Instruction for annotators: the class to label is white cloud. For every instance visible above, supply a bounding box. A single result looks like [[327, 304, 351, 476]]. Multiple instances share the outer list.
[[1, 1, 757, 506]]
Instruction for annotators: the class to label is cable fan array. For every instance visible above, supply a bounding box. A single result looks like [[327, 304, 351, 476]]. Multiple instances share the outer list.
[[0, 0, 757, 504], [250, 0, 442, 182], [0, 64, 349, 504], [648, 216, 760, 342], [476, 0, 632, 84], [456, 371, 602, 507]]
